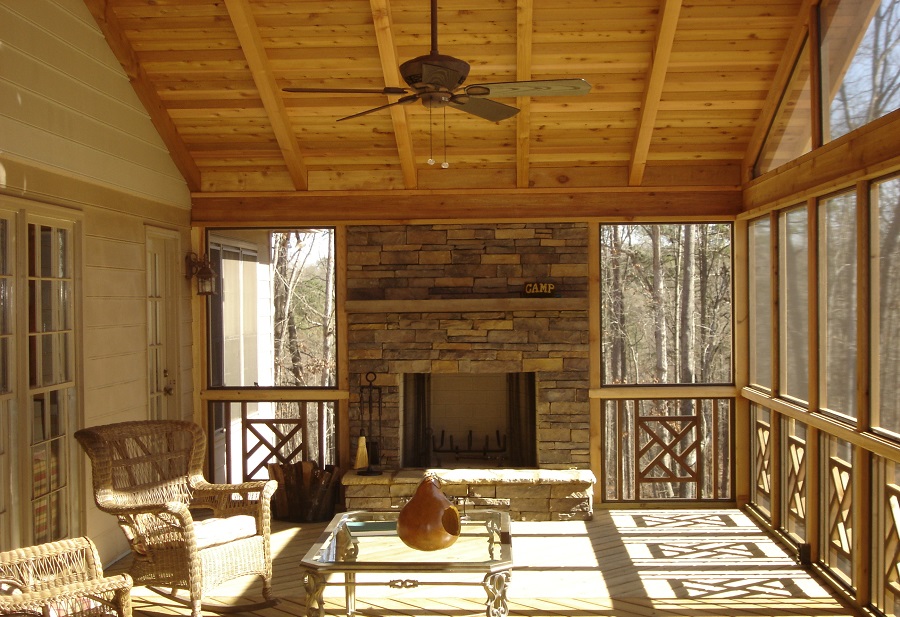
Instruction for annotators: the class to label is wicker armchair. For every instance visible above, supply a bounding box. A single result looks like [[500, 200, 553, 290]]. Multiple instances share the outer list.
[[0, 536, 132, 616], [74, 420, 277, 617]]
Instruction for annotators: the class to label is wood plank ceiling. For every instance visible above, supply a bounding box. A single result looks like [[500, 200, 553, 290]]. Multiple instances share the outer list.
[[84, 0, 807, 219]]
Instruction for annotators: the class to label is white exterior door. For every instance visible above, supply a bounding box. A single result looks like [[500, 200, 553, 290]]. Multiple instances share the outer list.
[[146, 230, 180, 421]]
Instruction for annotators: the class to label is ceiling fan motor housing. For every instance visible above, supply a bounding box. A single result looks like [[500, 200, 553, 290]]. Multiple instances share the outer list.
[[400, 54, 470, 91]]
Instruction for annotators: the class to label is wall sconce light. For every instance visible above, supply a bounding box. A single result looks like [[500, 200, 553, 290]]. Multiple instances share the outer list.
[[185, 252, 217, 296]]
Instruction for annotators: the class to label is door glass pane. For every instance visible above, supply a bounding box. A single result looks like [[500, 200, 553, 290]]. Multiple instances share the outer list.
[[0, 215, 10, 550], [27, 221, 74, 544], [0, 218, 7, 274], [32, 394, 45, 443], [0, 216, 10, 396], [39, 226, 52, 279], [819, 191, 858, 420], [56, 228, 68, 278]]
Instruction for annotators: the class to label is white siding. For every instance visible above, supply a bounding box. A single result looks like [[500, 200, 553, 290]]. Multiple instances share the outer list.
[[0, 0, 190, 207], [0, 0, 193, 564]]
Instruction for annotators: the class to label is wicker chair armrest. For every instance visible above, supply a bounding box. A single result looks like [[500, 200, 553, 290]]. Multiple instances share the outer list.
[[0, 537, 105, 582], [191, 480, 276, 518], [193, 479, 273, 496], [99, 500, 192, 522], [0, 574, 132, 616]]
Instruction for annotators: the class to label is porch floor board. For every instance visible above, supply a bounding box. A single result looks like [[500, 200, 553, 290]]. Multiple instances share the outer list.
[[121, 509, 856, 617]]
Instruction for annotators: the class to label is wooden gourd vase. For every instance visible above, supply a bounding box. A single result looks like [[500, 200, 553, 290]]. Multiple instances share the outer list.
[[397, 476, 461, 551]]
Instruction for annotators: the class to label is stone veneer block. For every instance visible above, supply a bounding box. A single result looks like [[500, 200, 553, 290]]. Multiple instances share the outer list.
[[495, 484, 552, 499], [345, 484, 392, 499]]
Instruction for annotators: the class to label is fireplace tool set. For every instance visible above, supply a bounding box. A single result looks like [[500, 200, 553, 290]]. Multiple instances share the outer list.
[[355, 371, 383, 475]]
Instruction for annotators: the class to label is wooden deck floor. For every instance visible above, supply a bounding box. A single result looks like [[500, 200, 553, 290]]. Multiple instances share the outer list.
[[122, 509, 856, 617]]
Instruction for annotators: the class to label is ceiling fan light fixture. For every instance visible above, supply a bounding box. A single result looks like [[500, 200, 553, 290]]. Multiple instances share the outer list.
[[400, 55, 470, 90]]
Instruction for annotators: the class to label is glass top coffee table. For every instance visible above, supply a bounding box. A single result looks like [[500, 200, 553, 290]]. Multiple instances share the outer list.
[[299, 509, 512, 617]]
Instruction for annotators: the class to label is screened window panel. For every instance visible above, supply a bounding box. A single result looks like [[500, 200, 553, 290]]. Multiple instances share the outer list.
[[819, 192, 858, 420], [599, 224, 733, 385], [749, 219, 774, 391], [208, 229, 337, 389], [755, 39, 813, 175], [820, 0, 900, 142], [873, 175, 900, 436], [780, 207, 810, 403]]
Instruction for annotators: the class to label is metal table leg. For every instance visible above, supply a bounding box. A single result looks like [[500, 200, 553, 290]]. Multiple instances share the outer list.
[[345, 571, 357, 616], [302, 569, 326, 617], [483, 570, 511, 617]]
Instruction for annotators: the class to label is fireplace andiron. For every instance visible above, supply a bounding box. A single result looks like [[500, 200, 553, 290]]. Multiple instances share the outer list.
[[356, 372, 383, 476]]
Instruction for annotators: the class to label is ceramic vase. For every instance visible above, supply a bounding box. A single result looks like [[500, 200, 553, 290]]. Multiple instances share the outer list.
[[396, 476, 461, 551]]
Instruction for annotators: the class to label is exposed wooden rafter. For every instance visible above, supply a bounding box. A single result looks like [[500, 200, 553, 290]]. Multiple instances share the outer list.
[[82, 0, 202, 191], [370, 0, 418, 188], [629, 0, 682, 187], [516, 0, 534, 189], [224, 0, 308, 191]]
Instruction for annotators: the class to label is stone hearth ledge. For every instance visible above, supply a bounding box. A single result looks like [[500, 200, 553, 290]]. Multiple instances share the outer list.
[[342, 468, 595, 521]]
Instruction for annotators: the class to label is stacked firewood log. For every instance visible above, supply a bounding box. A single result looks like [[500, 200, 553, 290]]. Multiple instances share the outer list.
[[266, 461, 341, 522]]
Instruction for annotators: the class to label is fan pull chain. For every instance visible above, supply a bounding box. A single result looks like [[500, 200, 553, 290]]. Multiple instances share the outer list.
[[426, 105, 435, 166], [441, 106, 449, 168]]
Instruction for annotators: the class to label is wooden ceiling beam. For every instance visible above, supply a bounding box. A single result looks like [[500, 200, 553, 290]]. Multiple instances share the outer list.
[[370, 0, 418, 189], [191, 187, 741, 224], [516, 0, 534, 189], [82, 0, 202, 191], [629, 0, 682, 186], [224, 0, 308, 190]]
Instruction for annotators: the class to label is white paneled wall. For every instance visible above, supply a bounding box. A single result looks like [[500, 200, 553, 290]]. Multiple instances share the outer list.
[[0, 0, 192, 563], [0, 0, 190, 207]]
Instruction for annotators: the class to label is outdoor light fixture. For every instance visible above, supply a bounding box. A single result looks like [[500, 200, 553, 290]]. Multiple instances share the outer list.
[[185, 252, 217, 296]]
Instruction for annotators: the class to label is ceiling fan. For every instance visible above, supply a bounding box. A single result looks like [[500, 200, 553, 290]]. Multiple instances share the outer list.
[[282, 0, 591, 122]]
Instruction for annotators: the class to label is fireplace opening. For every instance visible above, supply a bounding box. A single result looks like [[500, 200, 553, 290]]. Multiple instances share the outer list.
[[401, 373, 537, 469]]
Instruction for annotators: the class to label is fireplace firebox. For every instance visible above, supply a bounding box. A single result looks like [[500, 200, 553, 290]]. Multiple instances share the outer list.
[[402, 373, 536, 469]]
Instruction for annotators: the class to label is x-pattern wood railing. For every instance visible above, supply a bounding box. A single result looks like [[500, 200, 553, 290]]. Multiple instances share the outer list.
[[637, 414, 700, 491], [754, 416, 772, 508], [603, 397, 731, 501], [826, 454, 853, 575], [785, 433, 807, 532], [243, 418, 306, 479], [884, 484, 900, 605]]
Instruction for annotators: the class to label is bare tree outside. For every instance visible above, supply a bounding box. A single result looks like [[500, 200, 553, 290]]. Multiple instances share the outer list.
[[270, 230, 337, 466], [823, 0, 900, 141], [600, 224, 732, 386], [272, 230, 336, 388]]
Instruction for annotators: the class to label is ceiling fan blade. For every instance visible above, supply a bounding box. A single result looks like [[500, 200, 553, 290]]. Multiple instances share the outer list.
[[448, 96, 519, 122], [337, 94, 419, 121], [464, 78, 591, 98], [283, 86, 409, 95]]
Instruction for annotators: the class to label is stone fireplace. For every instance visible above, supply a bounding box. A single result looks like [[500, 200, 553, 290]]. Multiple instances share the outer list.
[[346, 223, 591, 472]]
